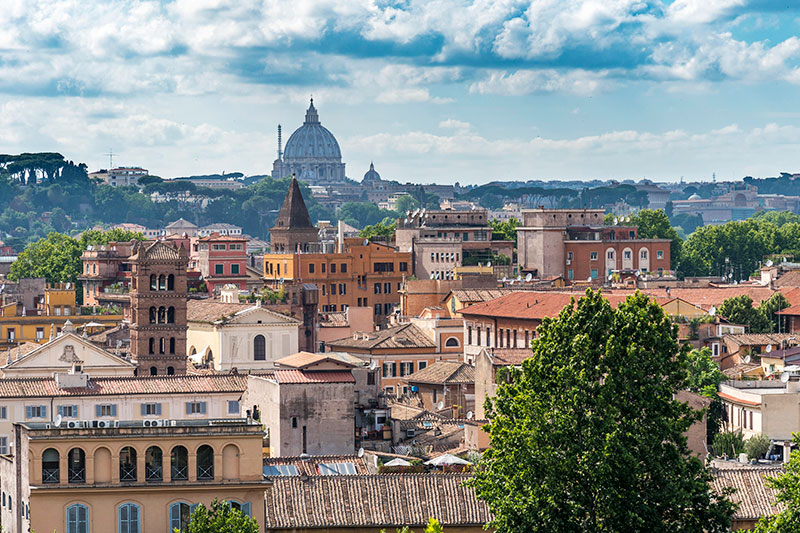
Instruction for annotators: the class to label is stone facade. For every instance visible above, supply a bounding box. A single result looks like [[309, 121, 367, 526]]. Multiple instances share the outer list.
[[129, 241, 189, 375]]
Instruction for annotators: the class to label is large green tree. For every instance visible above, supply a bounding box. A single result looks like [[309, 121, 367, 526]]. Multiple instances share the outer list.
[[752, 433, 800, 531], [717, 294, 775, 333], [685, 347, 727, 445], [183, 499, 258, 533], [472, 290, 734, 532]]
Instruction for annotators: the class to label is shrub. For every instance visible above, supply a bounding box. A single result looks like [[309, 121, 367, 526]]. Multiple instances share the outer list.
[[713, 430, 745, 458], [745, 434, 771, 460]]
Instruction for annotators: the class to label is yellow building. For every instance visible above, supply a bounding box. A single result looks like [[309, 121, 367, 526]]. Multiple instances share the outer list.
[[6, 419, 267, 533], [0, 285, 122, 348]]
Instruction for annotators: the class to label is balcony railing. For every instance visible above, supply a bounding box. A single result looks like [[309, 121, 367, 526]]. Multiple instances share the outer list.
[[197, 465, 214, 481], [171, 465, 188, 481], [68, 467, 85, 483], [42, 467, 59, 484], [120, 464, 137, 482], [145, 464, 163, 482]]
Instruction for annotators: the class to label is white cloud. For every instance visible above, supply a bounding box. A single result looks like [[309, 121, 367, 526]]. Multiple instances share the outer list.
[[470, 69, 608, 95]]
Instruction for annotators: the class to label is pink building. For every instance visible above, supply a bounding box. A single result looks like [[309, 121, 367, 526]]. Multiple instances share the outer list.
[[197, 233, 248, 294]]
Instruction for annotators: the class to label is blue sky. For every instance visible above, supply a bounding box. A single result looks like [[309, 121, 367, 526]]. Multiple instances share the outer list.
[[1, 0, 800, 184]]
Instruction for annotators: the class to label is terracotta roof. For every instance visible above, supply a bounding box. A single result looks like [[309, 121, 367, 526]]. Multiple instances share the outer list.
[[775, 270, 800, 288], [319, 311, 348, 327], [0, 374, 249, 398], [272, 177, 314, 230], [717, 391, 761, 407], [405, 361, 474, 385], [449, 289, 518, 304], [779, 286, 800, 307], [273, 369, 355, 384], [274, 352, 357, 370], [264, 474, 491, 529], [0, 342, 41, 365], [711, 466, 783, 520], [327, 323, 436, 351], [197, 234, 246, 242], [87, 324, 127, 344], [130, 240, 186, 261], [186, 300, 299, 324], [459, 291, 655, 320], [723, 333, 795, 347], [263, 455, 370, 476], [491, 348, 531, 366], [634, 286, 776, 310]]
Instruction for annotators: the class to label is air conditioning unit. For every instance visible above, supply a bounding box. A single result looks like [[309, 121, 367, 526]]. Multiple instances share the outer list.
[[143, 420, 164, 427], [406, 429, 416, 438], [66, 420, 81, 429], [93, 420, 117, 429], [162, 419, 177, 427], [566, 259, 571, 265]]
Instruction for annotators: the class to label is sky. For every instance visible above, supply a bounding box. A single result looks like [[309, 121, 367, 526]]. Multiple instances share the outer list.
[[1, 0, 800, 184]]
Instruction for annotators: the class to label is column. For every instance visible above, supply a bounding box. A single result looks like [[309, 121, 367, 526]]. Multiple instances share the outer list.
[[213, 452, 223, 482], [137, 450, 146, 482], [59, 453, 68, 484], [162, 451, 171, 483], [111, 453, 120, 483], [188, 450, 197, 482]]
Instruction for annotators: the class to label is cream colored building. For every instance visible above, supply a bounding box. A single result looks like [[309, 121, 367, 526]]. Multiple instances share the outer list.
[[187, 300, 301, 371], [0, 370, 248, 458], [5, 419, 265, 533], [0, 329, 136, 378]]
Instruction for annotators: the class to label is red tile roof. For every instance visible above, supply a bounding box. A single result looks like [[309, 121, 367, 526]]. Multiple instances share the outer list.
[[405, 361, 474, 385], [459, 291, 658, 320], [717, 391, 760, 407], [263, 454, 370, 476], [275, 352, 356, 370], [327, 323, 436, 350], [0, 374, 249, 398], [634, 286, 776, 309], [711, 467, 783, 520], [491, 348, 531, 366], [273, 370, 355, 384]]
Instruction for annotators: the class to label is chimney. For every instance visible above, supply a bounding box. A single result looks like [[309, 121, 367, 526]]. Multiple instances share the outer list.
[[337, 220, 344, 254]]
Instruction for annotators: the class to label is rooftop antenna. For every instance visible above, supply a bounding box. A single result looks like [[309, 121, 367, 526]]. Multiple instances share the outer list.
[[105, 148, 114, 169], [277, 124, 283, 160]]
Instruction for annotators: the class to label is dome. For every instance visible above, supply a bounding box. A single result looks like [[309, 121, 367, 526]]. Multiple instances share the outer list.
[[688, 193, 702, 200], [283, 99, 342, 160], [363, 162, 381, 183]]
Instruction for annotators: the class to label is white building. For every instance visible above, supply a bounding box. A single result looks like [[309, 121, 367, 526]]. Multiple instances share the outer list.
[[198, 224, 243, 237], [186, 300, 301, 371]]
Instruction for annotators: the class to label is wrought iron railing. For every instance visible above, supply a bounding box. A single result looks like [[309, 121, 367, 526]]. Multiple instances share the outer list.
[[68, 467, 85, 483], [171, 465, 188, 481], [145, 464, 163, 482], [197, 465, 214, 480], [42, 467, 59, 484], [120, 464, 137, 482]]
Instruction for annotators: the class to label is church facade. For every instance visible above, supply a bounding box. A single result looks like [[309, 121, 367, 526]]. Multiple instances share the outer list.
[[272, 99, 346, 185]]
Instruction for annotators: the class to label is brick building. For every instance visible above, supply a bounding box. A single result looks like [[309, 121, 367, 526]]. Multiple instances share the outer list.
[[129, 241, 189, 376], [516, 208, 672, 281], [79, 241, 135, 306]]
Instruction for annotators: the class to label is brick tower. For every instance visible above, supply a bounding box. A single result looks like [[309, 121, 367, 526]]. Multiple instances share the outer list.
[[270, 176, 319, 253], [129, 240, 189, 376]]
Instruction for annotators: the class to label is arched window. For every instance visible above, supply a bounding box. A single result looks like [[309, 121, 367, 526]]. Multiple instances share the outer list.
[[149, 307, 156, 324], [118, 502, 141, 533], [169, 502, 193, 532], [158, 275, 166, 290], [158, 307, 166, 324], [145, 446, 163, 482], [67, 448, 85, 483], [42, 448, 59, 484], [445, 337, 460, 347], [222, 443, 240, 480], [171, 446, 188, 480], [167, 366, 175, 376], [119, 447, 137, 482], [167, 274, 175, 291], [254, 335, 266, 361], [227, 500, 251, 517], [94, 446, 112, 483], [66, 503, 88, 533], [169, 337, 175, 354], [159, 338, 165, 354], [167, 307, 175, 324], [197, 445, 214, 480], [150, 366, 158, 376], [150, 274, 157, 291], [148, 338, 155, 355]]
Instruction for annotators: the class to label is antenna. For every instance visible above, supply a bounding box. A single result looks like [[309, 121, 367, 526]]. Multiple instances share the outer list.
[[358, 447, 364, 458], [766, 260, 774, 267], [587, 276, 592, 282], [363, 238, 369, 246], [782, 372, 791, 383], [486, 261, 491, 268], [54, 414, 63, 428], [105, 148, 114, 168]]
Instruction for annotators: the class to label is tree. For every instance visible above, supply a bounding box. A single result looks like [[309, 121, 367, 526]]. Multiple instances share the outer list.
[[8, 232, 83, 284], [752, 433, 800, 531], [685, 347, 727, 445], [760, 292, 790, 333], [489, 218, 518, 245], [360, 220, 396, 240], [712, 431, 744, 458], [471, 290, 734, 532], [394, 194, 419, 215], [183, 498, 259, 533], [718, 295, 773, 333], [745, 434, 771, 460]]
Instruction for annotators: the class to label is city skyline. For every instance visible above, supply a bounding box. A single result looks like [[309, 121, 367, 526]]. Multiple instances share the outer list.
[[1, 1, 800, 183]]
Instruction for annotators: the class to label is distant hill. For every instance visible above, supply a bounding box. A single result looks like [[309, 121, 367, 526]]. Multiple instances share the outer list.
[[0, 153, 88, 185], [172, 172, 244, 181]]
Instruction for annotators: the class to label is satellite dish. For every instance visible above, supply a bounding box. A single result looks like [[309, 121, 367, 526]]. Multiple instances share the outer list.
[[358, 447, 364, 458], [782, 372, 791, 383], [766, 344, 773, 353], [369, 360, 377, 371], [613, 217, 618, 225], [608, 274, 613, 281], [744, 354, 751, 364], [501, 277, 508, 283], [766, 260, 774, 267], [430, 273, 436, 280], [486, 261, 491, 268], [437, 401, 444, 410], [466, 411, 474, 420], [363, 238, 369, 246], [709, 306, 716, 316], [509, 280, 514, 285], [525, 273, 533, 282], [54, 414, 62, 428], [587, 276, 593, 282]]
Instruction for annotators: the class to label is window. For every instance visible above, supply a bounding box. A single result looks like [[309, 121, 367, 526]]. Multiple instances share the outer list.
[[231, 264, 240, 274], [641, 250, 648, 259], [25, 405, 46, 419], [170, 337, 175, 354], [253, 334, 266, 360], [591, 269, 598, 279], [58, 405, 79, 418], [384, 282, 391, 294], [341, 263, 347, 273], [118, 503, 141, 533], [624, 251, 632, 259], [96, 404, 117, 417], [382, 362, 397, 378], [567, 251, 573, 260], [171, 446, 189, 481], [590, 252, 598, 261], [384, 303, 392, 315], [214, 264, 224, 275], [400, 362, 414, 376], [309, 263, 315, 274], [141, 403, 162, 416], [0, 406, 6, 419], [167, 274, 174, 290], [568, 269, 573, 279], [149, 338, 155, 355], [170, 502, 193, 532], [66, 503, 88, 533], [373, 262, 394, 272], [445, 337, 460, 347], [374, 283, 381, 294], [68, 448, 86, 483], [42, 448, 59, 483], [6, 328, 15, 342], [418, 361, 428, 371], [339, 283, 346, 295], [321, 285, 326, 296], [145, 446, 163, 482], [374, 303, 382, 316], [36, 327, 44, 340], [197, 445, 214, 480], [228, 501, 252, 517], [167, 307, 175, 323], [367, 371, 376, 385], [186, 401, 207, 415], [212, 243, 227, 251], [607, 251, 614, 259], [331, 283, 337, 295], [227, 400, 240, 415], [657, 250, 664, 259], [0, 437, 7, 455], [629, 230, 636, 239], [159, 275, 166, 290], [331, 264, 337, 274]]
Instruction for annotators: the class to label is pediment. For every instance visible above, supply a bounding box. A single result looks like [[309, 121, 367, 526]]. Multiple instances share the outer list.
[[4, 333, 135, 371]]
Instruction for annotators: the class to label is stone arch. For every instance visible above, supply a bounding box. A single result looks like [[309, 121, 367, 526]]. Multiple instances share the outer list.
[[638, 247, 650, 272], [605, 247, 617, 277], [622, 247, 634, 270], [222, 443, 240, 480], [444, 337, 460, 347], [93, 446, 112, 484]]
